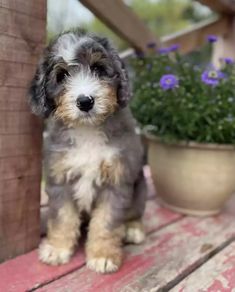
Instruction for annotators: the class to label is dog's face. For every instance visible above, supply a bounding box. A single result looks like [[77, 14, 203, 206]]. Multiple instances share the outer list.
[[29, 32, 131, 125]]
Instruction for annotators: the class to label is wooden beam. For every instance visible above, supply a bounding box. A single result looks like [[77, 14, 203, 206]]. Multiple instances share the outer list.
[[197, 0, 235, 15], [120, 16, 230, 58], [162, 16, 230, 54], [79, 0, 158, 51]]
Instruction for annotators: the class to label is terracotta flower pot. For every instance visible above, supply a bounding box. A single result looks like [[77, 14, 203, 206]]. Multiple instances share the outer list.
[[145, 131, 235, 216]]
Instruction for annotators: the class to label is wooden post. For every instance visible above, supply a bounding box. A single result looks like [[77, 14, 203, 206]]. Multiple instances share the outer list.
[[212, 16, 235, 66], [196, 1, 235, 66], [0, 0, 46, 262]]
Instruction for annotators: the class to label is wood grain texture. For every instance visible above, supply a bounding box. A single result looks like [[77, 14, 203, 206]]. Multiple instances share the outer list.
[[80, 0, 158, 51], [0, 87, 29, 111], [0, 133, 41, 158], [0, 0, 46, 20], [0, 200, 180, 292], [0, 155, 42, 180], [171, 242, 235, 291], [0, 111, 41, 134], [0, 35, 44, 65], [39, 215, 235, 292], [0, 1, 45, 261], [0, 249, 85, 292], [0, 7, 45, 43], [0, 61, 35, 88]]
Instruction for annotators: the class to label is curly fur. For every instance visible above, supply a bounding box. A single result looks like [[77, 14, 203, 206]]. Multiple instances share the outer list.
[[29, 31, 146, 273]]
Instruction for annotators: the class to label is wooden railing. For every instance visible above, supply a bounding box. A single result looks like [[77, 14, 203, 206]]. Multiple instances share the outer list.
[[120, 16, 231, 58], [79, 0, 159, 51], [81, 0, 235, 63]]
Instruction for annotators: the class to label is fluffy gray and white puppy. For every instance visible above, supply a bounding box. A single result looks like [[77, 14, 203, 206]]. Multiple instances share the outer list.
[[29, 30, 146, 273]]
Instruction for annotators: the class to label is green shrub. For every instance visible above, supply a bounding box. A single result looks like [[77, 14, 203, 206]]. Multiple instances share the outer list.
[[130, 37, 235, 144]]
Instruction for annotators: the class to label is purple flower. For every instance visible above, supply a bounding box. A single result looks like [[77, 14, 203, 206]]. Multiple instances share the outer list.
[[160, 74, 179, 90], [223, 57, 234, 65], [147, 41, 157, 49], [169, 44, 180, 52], [158, 47, 170, 54], [207, 35, 218, 43], [201, 69, 224, 86]]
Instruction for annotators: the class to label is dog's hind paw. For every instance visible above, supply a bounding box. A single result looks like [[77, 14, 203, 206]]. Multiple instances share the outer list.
[[125, 221, 146, 244], [38, 239, 73, 266], [87, 257, 120, 273], [125, 227, 145, 244]]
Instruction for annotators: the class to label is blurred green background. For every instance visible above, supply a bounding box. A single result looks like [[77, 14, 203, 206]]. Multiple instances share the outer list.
[[47, 0, 214, 50]]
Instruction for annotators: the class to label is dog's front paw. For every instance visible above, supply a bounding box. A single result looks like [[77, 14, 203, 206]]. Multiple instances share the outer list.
[[87, 256, 121, 273], [39, 239, 74, 265]]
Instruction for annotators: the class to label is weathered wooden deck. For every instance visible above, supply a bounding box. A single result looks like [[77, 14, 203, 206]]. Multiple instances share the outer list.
[[1, 168, 235, 292]]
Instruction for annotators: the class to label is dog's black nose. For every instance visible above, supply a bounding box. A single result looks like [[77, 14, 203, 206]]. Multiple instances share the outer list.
[[76, 94, 94, 112]]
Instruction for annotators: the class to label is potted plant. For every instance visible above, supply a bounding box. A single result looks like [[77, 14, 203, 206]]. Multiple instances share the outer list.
[[130, 36, 235, 216]]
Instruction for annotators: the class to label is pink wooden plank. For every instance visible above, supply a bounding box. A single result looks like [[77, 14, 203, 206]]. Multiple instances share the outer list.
[[0, 250, 85, 292], [172, 241, 235, 292], [38, 214, 235, 292], [0, 199, 180, 292], [143, 199, 182, 233]]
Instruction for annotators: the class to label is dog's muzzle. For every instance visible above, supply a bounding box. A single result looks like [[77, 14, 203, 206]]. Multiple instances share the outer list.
[[76, 94, 94, 112]]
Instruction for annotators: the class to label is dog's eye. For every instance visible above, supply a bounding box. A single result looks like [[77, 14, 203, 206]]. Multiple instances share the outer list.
[[91, 64, 107, 76], [56, 69, 69, 83]]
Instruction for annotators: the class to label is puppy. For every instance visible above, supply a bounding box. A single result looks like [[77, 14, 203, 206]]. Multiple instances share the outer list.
[[29, 31, 147, 273]]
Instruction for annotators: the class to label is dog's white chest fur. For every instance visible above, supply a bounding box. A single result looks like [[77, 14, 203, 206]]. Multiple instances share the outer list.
[[65, 126, 118, 212]]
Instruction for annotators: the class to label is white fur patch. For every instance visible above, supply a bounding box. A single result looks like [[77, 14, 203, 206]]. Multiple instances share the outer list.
[[125, 227, 146, 244], [87, 257, 119, 273], [64, 69, 111, 125], [39, 240, 73, 265], [66, 69, 104, 101], [64, 126, 119, 213], [55, 34, 90, 64]]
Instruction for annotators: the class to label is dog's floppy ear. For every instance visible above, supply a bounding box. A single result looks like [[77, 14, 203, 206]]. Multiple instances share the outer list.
[[93, 35, 132, 107], [109, 46, 131, 108], [115, 57, 131, 108], [28, 54, 54, 118]]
